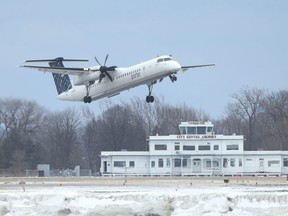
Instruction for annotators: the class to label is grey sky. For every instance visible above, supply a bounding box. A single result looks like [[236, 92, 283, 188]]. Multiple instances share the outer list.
[[1, 1, 287, 118]]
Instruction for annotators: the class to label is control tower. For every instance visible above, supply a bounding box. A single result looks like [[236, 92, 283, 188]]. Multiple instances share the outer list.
[[179, 121, 214, 135]]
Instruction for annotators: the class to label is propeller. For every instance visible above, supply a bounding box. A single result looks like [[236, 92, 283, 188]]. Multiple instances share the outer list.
[[94, 54, 117, 83]]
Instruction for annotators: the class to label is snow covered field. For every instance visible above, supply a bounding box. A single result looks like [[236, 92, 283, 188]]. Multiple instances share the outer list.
[[1, 177, 288, 216]]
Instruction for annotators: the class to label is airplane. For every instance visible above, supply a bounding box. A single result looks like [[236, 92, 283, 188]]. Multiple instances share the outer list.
[[19, 55, 214, 103]]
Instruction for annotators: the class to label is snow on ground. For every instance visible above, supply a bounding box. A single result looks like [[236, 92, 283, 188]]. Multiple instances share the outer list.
[[1, 177, 288, 216]]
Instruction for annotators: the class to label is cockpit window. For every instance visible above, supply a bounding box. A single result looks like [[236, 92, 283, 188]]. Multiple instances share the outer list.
[[157, 57, 172, 63]]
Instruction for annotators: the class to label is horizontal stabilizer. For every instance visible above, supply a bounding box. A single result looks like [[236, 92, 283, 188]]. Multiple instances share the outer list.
[[19, 65, 90, 76], [23, 57, 88, 63], [20, 65, 87, 71]]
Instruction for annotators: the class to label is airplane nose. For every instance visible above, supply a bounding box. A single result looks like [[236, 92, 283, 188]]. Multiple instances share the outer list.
[[173, 61, 181, 72]]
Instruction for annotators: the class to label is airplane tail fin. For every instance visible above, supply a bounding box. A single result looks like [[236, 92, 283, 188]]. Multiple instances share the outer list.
[[49, 59, 72, 95], [22, 57, 88, 95]]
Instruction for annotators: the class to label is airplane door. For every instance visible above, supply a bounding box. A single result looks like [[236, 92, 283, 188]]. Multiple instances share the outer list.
[[142, 65, 147, 76]]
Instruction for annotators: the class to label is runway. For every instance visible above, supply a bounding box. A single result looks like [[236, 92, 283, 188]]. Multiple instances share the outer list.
[[1, 177, 288, 216]]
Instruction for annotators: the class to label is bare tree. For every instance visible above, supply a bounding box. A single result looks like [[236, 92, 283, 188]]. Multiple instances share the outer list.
[[81, 115, 99, 172], [155, 101, 209, 135], [0, 99, 45, 171], [128, 97, 159, 138], [4, 89, 288, 175], [81, 103, 147, 172], [96, 103, 146, 151], [213, 114, 245, 135], [226, 87, 266, 150], [262, 90, 288, 150], [42, 108, 84, 169], [128, 96, 210, 136]]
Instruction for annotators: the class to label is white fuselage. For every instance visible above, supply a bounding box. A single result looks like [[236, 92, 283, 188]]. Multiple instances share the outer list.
[[57, 55, 181, 102]]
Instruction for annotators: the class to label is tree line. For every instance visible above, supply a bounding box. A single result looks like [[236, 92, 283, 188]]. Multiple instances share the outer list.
[[0, 87, 287, 174]]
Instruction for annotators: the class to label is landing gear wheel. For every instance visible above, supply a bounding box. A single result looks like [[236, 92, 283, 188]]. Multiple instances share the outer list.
[[146, 95, 154, 103], [83, 96, 92, 103], [169, 75, 177, 82], [146, 83, 155, 103], [84, 83, 92, 103]]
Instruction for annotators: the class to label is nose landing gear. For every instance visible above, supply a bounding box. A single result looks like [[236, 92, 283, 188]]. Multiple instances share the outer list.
[[169, 75, 177, 82]]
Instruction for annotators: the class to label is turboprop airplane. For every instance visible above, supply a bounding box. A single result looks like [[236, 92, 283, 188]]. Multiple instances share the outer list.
[[20, 55, 214, 103]]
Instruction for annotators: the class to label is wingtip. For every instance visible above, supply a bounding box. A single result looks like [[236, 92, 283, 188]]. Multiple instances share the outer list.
[[18, 64, 29, 68]]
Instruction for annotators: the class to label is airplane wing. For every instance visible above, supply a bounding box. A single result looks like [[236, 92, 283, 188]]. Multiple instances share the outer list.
[[181, 64, 215, 72]]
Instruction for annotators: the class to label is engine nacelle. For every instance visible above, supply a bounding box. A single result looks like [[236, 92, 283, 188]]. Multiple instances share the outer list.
[[74, 72, 99, 86]]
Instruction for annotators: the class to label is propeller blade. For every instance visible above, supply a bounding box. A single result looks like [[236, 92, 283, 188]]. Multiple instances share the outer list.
[[94, 54, 116, 83], [99, 73, 104, 83], [104, 54, 109, 66], [105, 71, 113, 82], [94, 56, 101, 66]]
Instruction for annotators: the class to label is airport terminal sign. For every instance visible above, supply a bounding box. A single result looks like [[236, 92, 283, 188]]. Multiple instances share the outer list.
[[176, 135, 216, 139]]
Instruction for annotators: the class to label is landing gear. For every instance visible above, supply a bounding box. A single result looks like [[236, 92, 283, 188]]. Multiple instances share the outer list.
[[146, 82, 155, 103], [169, 75, 177, 82], [83, 96, 92, 103], [146, 95, 154, 103], [83, 82, 93, 103]]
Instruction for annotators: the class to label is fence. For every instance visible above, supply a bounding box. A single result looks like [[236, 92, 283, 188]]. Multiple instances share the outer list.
[[0, 169, 26, 177], [25, 169, 92, 177], [1, 167, 92, 177]]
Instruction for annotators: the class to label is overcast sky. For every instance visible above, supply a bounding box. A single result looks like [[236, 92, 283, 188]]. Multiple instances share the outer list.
[[1, 1, 287, 118]]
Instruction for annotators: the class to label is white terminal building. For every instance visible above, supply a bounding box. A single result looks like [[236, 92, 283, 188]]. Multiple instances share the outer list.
[[100, 121, 288, 176]]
